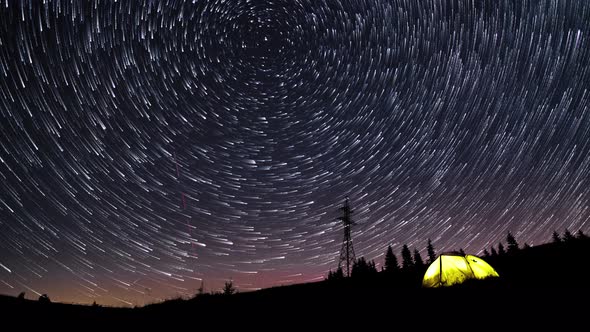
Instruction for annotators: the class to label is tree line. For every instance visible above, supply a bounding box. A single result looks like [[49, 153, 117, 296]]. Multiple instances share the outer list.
[[327, 228, 588, 281], [326, 238, 437, 281], [482, 228, 587, 258]]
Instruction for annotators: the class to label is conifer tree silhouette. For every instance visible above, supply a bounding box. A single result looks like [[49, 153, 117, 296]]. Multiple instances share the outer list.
[[563, 229, 575, 242], [223, 279, 236, 295], [401, 244, 414, 270], [384, 245, 399, 273], [576, 230, 588, 239], [497, 243, 506, 255], [413, 249, 424, 269], [351, 257, 377, 278], [506, 232, 519, 254], [327, 267, 344, 281], [426, 239, 436, 263], [483, 249, 490, 257], [491, 247, 497, 256], [552, 230, 562, 243], [351, 257, 363, 278], [369, 260, 377, 275], [197, 280, 205, 296]]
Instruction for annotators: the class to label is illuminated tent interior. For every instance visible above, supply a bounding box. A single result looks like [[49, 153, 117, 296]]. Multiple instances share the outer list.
[[422, 253, 500, 288]]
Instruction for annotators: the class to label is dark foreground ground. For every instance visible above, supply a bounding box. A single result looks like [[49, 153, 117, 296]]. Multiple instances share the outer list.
[[2, 238, 590, 329]]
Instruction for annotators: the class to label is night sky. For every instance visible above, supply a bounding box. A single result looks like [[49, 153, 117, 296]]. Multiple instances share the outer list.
[[1, 0, 589, 306]]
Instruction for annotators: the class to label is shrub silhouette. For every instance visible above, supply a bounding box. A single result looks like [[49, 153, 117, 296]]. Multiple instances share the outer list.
[[38, 294, 51, 304]]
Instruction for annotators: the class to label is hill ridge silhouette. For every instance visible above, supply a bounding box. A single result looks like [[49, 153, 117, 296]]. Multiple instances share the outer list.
[[1, 236, 589, 328]]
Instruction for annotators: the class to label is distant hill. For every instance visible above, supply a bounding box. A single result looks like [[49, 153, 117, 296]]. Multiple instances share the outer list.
[[2, 237, 589, 327]]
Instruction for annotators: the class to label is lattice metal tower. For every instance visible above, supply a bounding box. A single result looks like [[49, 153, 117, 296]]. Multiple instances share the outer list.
[[337, 197, 356, 277]]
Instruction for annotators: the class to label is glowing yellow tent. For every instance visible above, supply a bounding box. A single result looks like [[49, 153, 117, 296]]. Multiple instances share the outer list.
[[422, 253, 499, 288]]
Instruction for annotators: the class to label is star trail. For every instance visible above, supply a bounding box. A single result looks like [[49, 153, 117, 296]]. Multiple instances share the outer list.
[[1, 0, 589, 306]]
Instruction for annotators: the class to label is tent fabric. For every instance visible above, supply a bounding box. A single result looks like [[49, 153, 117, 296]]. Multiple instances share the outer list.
[[422, 254, 499, 288]]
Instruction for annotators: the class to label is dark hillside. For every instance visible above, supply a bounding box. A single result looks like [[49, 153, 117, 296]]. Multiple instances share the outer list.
[[2, 238, 589, 328]]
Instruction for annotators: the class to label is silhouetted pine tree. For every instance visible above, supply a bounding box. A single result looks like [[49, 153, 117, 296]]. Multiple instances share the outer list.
[[351, 257, 378, 278], [426, 239, 436, 263], [576, 230, 588, 239], [369, 260, 377, 274], [458, 248, 466, 256], [483, 249, 490, 257], [335, 266, 344, 280], [384, 245, 399, 273], [491, 247, 498, 256], [413, 249, 424, 269], [552, 231, 562, 243], [563, 229, 575, 242], [327, 267, 345, 281], [351, 257, 364, 278], [401, 244, 414, 270], [197, 280, 205, 296], [223, 279, 236, 295], [498, 243, 506, 255], [506, 232, 519, 254]]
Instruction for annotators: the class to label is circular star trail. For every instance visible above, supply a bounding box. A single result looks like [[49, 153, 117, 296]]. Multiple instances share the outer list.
[[1, 0, 589, 305]]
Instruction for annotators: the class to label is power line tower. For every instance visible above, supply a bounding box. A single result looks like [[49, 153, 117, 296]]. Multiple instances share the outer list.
[[337, 197, 356, 277]]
